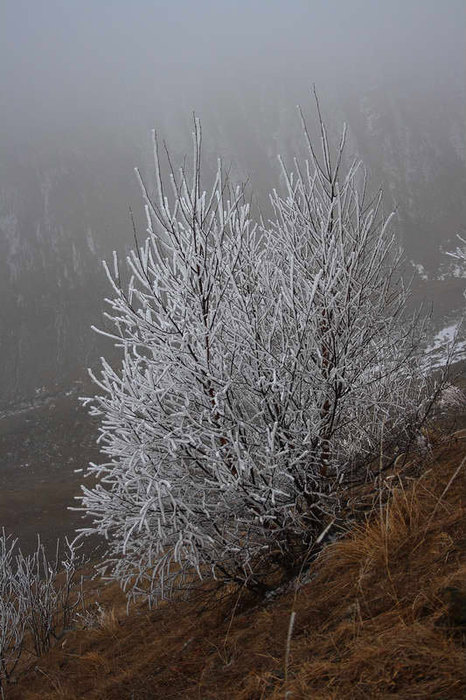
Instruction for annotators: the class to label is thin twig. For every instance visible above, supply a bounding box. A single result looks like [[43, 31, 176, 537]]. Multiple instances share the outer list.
[[284, 610, 296, 685]]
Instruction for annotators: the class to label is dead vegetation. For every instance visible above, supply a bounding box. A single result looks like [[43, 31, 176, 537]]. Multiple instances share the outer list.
[[6, 432, 466, 699]]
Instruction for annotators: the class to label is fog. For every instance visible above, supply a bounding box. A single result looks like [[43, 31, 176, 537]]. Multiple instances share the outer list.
[[1, 0, 465, 407], [2, 1, 464, 132]]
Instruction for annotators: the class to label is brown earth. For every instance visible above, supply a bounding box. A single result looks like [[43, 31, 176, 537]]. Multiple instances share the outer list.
[[0, 391, 100, 556], [6, 431, 466, 699]]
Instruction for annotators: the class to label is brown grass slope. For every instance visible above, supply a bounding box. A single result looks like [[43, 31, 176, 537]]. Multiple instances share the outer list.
[[9, 436, 466, 699]]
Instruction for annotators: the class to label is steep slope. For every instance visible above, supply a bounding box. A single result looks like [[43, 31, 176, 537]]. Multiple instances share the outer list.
[[8, 432, 466, 699]]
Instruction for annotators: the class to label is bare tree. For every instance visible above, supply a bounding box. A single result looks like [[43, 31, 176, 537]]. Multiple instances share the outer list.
[[0, 532, 86, 692], [447, 234, 466, 301], [14, 538, 86, 656], [78, 107, 435, 603], [0, 533, 24, 694], [448, 234, 466, 263]]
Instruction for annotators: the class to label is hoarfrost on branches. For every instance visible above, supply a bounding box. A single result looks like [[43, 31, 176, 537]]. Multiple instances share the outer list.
[[78, 106, 437, 602], [447, 235, 466, 263], [0, 533, 86, 690], [447, 234, 466, 300]]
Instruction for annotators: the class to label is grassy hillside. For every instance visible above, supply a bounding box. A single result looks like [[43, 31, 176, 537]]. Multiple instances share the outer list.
[[7, 429, 466, 699]]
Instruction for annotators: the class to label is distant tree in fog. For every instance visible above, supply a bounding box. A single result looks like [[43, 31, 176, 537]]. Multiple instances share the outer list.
[[448, 235, 466, 263], [447, 234, 466, 299], [79, 104, 436, 602]]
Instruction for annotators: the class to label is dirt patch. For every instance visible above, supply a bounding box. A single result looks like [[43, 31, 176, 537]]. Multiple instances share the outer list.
[[0, 392, 100, 555]]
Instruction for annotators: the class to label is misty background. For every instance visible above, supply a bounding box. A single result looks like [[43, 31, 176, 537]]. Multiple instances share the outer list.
[[1, 0, 465, 411]]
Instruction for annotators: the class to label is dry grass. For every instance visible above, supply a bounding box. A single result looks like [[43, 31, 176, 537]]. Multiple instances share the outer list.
[[7, 435, 466, 699]]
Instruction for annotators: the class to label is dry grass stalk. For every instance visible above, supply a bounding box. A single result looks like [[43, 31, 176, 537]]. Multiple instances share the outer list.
[[6, 438, 466, 699]]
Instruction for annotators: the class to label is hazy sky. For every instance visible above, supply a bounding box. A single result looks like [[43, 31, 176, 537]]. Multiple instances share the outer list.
[[1, 0, 465, 405], [1, 0, 465, 143]]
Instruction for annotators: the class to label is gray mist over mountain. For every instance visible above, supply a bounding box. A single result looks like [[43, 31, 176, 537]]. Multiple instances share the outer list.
[[1, 0, 465, 408]]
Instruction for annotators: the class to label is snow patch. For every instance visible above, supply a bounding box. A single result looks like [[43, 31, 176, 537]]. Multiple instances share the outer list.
[[424, 320, 466, 371]]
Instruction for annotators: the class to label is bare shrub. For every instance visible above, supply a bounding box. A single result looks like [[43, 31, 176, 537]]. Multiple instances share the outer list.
[[14, 537, 86, 656], [0, 532, 87, 691], [447, 234, 466, 263], [0, 533, 24, 693]]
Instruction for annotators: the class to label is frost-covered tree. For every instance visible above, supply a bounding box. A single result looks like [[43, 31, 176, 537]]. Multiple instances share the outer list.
[[0, 532, 85, 690], [446, 235, 466, 306], [0, 533, 24, 691], [79, 108, 434, 602], [448, 235, 466, 263]]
